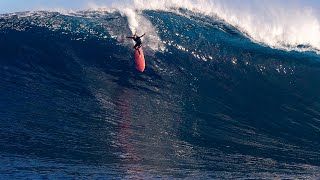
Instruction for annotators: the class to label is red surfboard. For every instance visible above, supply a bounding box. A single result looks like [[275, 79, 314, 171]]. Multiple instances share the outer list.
[[134, 47, 145, 72]]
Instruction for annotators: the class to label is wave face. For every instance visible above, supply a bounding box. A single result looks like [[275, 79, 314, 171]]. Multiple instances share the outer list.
[[1, 10, 320, 179]]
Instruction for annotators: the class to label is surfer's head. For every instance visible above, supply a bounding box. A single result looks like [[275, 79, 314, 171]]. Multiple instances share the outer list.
[[133, 33, 137, 38]]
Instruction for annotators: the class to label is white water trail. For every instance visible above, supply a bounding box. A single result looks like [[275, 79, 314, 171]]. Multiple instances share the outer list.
[[119, 8, 165, 52], [88, 1, 165, 52]]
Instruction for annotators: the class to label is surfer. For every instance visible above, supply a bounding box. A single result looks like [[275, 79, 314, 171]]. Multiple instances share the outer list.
[[126, 33, 145, 55]]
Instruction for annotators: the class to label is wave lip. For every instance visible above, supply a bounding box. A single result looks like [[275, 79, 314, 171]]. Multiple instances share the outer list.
[[86, 0, 320, 54]]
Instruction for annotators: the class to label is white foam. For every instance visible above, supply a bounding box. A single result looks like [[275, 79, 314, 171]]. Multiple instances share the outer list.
[[87, 1, 165, 52]]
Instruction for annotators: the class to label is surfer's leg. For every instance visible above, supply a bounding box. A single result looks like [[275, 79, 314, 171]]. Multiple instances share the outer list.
[[134, 43, 141, 55], [134, 47, 140, 55], [133, 44, 140, 54], [138, 44, 142, 55]]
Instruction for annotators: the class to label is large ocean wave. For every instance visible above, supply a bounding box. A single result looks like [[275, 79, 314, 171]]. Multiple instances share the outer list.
[[0, 6, 320, 179]]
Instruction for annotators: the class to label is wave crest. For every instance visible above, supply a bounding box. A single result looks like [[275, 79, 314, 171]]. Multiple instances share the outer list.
[[89, 0, 320, 54]]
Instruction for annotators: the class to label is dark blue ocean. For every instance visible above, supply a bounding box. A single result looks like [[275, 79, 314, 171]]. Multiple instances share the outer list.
[[0, 10, 320, 179]]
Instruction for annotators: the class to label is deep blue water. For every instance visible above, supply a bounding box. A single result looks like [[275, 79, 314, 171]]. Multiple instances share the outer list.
[[0, 10, 320, 179]]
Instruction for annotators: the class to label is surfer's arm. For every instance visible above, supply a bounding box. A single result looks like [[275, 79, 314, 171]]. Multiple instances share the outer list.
[[139, 33, 146, 38], [126, 36, 134, 39]]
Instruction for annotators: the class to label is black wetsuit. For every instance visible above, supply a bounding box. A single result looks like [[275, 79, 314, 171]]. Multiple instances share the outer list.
[[127, 34, 145, 54]]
